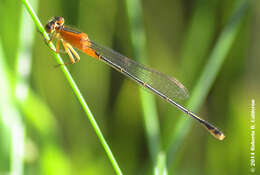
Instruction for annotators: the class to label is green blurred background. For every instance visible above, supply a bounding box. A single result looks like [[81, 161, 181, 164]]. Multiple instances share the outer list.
[[0, 0, 259, 175]]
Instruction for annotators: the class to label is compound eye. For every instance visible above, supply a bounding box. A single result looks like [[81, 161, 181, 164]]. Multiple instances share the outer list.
[[45, 23, 54, 33]]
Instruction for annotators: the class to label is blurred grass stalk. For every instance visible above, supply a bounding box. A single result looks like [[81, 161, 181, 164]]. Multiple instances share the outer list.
[[167, 0, 249, 166], [15, 0, 37, 103], [0, 0, 39, 173], [0, 39, 25, 175], [126, 0, 166, 175], [21, 0, 123, 175]]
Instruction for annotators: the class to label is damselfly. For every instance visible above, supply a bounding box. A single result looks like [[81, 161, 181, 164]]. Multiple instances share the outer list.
[[45, 16, 225, 140]]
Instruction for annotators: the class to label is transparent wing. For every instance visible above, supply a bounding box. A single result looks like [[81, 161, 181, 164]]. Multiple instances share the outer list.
[[89, 41, 189, 101]]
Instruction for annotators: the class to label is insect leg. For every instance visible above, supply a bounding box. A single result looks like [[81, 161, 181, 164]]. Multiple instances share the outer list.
[[66, 43, 80, 63]]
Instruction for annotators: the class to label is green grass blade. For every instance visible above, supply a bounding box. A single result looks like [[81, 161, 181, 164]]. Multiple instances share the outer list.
[[126, 0, 168, 174], [21, 0, 123, 174], [155, 152, 168, 175], [126, 0, 162, 166]]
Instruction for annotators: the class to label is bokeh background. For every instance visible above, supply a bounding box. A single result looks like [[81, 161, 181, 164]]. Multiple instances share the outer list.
[[0, 0, 259, 175]]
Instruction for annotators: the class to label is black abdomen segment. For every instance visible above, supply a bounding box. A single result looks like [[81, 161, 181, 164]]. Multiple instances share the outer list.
[[99, 54, 225, 140]]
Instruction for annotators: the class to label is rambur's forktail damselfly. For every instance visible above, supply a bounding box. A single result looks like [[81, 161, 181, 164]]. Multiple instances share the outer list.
[[45, 16, 225, 140]]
